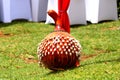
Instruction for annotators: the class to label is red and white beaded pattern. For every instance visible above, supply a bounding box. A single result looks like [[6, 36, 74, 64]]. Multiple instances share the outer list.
[[37, 31, 81, 70]]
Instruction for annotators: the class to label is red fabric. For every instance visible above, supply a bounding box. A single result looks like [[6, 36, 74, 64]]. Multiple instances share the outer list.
[[58, 0, 70, 33], [47, 10, 58, 24], [48, 0, 70, 33]]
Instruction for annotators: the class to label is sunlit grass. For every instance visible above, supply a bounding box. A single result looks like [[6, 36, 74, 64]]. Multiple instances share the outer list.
[[0, 20, 120, 80]]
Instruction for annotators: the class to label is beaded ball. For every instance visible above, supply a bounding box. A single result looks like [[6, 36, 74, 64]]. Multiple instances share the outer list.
[[37, 31, 81, 70]]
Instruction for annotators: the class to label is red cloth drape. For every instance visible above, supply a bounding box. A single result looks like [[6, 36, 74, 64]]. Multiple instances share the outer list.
[[58, 0, 70, 33], [48, 0, 70, 33]]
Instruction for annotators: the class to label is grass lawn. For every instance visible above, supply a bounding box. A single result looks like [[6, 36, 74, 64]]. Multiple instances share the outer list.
[[0, 20, 120, 80]]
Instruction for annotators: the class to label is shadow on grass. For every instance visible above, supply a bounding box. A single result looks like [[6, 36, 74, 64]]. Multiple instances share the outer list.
[[46, 57, 120, 75], [46, 70, 66, 75], [70, 24, 86, 28], [70, 20, 115, 28], [0, 20, 29, 28], [80, 57, 120, 67]]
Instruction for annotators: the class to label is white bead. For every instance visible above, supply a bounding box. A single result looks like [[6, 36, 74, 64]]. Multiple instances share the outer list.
[[48, 41, 50, 44], [54, 48, 56, 51], [57, 51, 59, 54], [76, 52, 80, 57], [69, 38, 73, 40], [57, 45, 60, 48], [65, 52, 68, 55], [64, 49, 66, 52], [66, 40, 69, 42], [64, 43, 67, 46], [38, 55, 40, 58], [44, 53, 46, 56], [42, 51, 44, 53], [61, 51, 63, 54], [62, 39, 65, 42], [62, 46, 65, 49], [47, 46, 50, 49], [70, 41, 73, 44], [60, 42, 62, 45], [52, 45, 55, 48], [69, 53, 72, 56], [48, 52, 50, 55], [66, 46, 68, 49], [68, 49, 70, 52], [41, 54, 44, 57], [39, 53, 42, 56], [50, 49, 52, 52], [52, 52, 54, 55], [68, 43, 71, 46], [70, 47, 73, 50], [74, 48, 76, 51], [40, 46, 43, 50], [66, 36, 70, 39], [72, 50, 74, 53], [59, 48, 62, 51]]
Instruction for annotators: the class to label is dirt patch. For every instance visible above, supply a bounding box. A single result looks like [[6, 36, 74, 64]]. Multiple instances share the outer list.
[[0, 31, 13, 37], [80, 48, 108, 61], [102, 26, 120, 31], [9, 53, 38, 64], [19, 54, 38, 64], [81, 54, 98, 61]]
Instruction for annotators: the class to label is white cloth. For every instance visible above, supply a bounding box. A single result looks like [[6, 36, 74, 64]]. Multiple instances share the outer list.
[[0, 0, 11, 23], [0, 0, 32, 23], [85, 0, 118, 23], [45, 0, 58, 24], [45, 0, 87, 25], [31, 0, 48, 22]]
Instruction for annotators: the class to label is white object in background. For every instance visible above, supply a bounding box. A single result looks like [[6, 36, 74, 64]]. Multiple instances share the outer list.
[[0, 0, 11, 23], [0, 0, 32, 23], [68, 0, 87, 25], [45, 0, 58, 24], [45, 0, 87, 25], [85, 0, 118, 23], [31, 0, 48, 22], [0, 0, 2, 21]]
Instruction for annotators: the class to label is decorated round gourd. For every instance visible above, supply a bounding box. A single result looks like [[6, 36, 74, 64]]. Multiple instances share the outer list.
[[37, 31, 81, 70], [37, 0, 81, 70]]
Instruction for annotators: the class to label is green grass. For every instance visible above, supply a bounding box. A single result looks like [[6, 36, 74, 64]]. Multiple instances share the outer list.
[[0, 20, 120, 80]]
